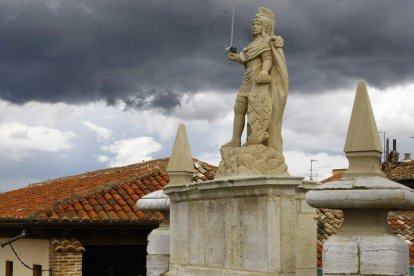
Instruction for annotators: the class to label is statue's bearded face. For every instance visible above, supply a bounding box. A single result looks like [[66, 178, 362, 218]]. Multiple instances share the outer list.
[[252, 19, 263, 35]]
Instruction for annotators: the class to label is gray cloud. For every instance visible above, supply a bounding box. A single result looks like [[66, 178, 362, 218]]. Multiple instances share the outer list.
[[0, 0, 413, 110]]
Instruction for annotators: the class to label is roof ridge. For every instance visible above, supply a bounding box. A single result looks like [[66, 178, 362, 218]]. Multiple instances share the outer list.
[[26, 157, 170, 188]]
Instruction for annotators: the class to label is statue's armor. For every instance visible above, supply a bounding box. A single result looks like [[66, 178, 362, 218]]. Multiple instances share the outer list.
[[234, 49, 272, 115]]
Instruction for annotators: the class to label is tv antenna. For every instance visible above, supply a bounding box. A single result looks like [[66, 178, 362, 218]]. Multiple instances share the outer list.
[[379, 130, 388, 163], [310, 159, 318, 181]]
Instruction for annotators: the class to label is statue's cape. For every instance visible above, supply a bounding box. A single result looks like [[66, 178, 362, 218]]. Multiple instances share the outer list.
[[268, 35, 288, 150], [244, 36, 288, 150]]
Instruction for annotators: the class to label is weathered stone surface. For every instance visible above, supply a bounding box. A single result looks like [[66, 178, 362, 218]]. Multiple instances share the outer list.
[[323, 235, 359, 274], [296, 213, 317, 271], [137, 190, 170, 211], [306, 188, 414, 209], [216, 144, 288, 178], [168, 264, 287, 276], [164, 176, 317, 275], [359, 235, 408, 275], [223, 7, 288, 153], [166, 123, 194, 187], [169, 201, 189, 264], [320, 176, 410, 190], [188, 201, 206, 266], [205, 200, 225, 268], [147, 228, 170, 255], [323, 234, 409, 276], [145, 207, 170, 275], [147, 255, 170, 269], [296, 181, 318, 275]]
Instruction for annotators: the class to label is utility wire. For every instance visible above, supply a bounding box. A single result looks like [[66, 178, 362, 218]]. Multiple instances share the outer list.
[[8, 243, 51, 273]]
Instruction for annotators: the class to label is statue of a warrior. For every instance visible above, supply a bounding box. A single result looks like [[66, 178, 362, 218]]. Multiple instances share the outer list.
[[223, 7, 288, 151]]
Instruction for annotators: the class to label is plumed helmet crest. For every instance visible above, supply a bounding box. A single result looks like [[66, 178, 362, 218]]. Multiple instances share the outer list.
[[254, 7, 275, 36]]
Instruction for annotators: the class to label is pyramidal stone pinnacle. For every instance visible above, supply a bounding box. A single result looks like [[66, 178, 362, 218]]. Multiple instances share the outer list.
[[343, 80, 384, 177], [306, 80, 414, 276], [166, 123, 194, 187]]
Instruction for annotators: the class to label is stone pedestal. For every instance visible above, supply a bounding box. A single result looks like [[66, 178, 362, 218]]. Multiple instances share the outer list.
[[136, 190, 171, 276], [321, 209, 409, 276], [296, 181, 319, 276], [147, 218, 170, 276], [164, 176, 317, 276]]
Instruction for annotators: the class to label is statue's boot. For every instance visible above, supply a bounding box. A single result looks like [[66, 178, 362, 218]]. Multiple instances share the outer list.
[[222, 114, 245, 147], [245, 131, 268, 146]]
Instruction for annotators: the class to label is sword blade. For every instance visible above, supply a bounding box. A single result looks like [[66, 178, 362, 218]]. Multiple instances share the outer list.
[[230, 0, 235, 47]]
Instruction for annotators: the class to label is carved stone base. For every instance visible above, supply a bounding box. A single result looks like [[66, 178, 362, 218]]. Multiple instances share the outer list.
[[163, 176, 317, 276], [216, 144, 289, 178]]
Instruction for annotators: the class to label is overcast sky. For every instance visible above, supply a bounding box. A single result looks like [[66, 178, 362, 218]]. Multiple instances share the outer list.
[[1, 0, 414, 192]]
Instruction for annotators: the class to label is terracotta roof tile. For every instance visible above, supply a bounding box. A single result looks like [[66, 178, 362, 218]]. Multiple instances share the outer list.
[[0, 159, 216, 224], [322, 161, 414, 184], [51, 239, 85, 253], [0, 158, 174, 220], [386, 161, 414, 181]]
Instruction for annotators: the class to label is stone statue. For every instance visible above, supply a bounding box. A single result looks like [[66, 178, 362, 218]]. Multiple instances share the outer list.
[[217, 7, 289, 177]]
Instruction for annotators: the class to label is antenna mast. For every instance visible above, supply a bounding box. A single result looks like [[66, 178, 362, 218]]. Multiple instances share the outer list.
[[380, 130, 388, 163], [310, 159, 318, 181]]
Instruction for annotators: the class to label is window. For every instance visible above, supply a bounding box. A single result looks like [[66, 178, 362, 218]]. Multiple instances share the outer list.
[[5, 261, 13, 276], [33, 264, 42, 276]]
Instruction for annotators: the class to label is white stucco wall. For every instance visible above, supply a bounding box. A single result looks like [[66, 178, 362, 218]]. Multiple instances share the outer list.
[[0, 238, 49, 276]]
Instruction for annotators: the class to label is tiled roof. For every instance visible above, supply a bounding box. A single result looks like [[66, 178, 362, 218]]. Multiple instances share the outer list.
[[30, 170, 168, 223], [386, 161, 414, 181], [321, 161, 414, 184], [0, 158, 217, 223]]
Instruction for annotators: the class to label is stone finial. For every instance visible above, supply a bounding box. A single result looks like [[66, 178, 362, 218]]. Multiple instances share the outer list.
[[166, 123, 194, 187], [343, 80, 384, 178], [306, 80, 414, 276]]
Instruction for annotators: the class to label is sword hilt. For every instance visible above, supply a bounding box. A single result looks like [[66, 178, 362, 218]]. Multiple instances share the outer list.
[[225, 46, 237, 53]]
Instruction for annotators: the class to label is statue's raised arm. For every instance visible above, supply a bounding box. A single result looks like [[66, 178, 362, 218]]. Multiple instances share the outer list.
[[217, 7, 289, 178]]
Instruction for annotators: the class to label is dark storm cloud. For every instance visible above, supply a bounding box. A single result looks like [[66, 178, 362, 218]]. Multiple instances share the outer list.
[[281, 0, 414, 92], [0, 0, 413, 110]]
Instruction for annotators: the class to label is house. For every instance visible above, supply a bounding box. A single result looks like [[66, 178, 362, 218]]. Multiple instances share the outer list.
[[0, 158, 216, 276]]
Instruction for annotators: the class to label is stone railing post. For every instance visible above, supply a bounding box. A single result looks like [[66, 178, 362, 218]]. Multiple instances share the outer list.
[[137, 190, 170, 276], [306, 81, 414, 276]]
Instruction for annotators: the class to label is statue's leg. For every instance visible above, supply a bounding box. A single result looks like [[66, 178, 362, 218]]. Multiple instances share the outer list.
[[222, 96, 247, 147]]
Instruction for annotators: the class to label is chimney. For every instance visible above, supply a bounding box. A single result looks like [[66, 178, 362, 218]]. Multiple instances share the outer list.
[[388, 138, 400, 163], [403, 153, 412, 163]]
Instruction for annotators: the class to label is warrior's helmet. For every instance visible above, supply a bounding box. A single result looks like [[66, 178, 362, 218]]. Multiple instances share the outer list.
[[253, 7, 275, 37]]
